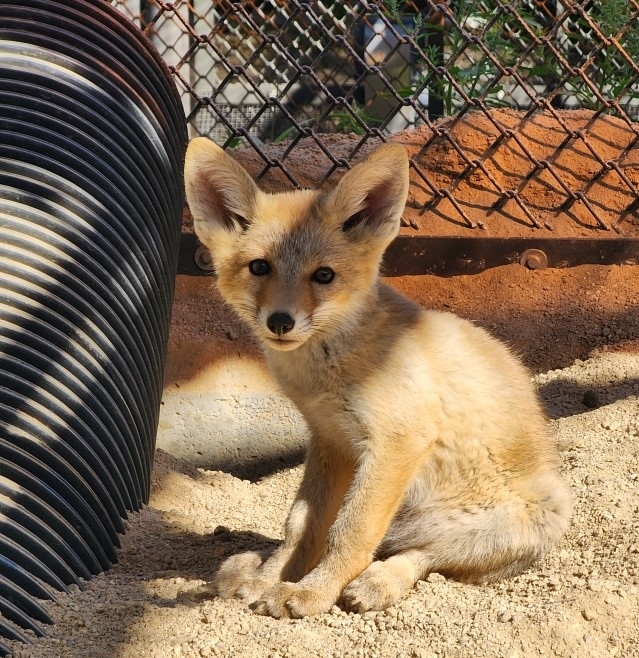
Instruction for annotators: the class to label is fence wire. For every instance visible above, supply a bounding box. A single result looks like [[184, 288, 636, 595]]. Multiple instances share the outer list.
[[114, 0, 639, 235]]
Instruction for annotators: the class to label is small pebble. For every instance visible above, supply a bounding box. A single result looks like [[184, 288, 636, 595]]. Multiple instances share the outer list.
[[582, 389, 600, 409], [498, 609, 514, 622]]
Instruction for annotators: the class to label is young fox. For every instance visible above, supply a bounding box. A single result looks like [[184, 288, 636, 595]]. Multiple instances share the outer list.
[[184, 139, 572, 619]]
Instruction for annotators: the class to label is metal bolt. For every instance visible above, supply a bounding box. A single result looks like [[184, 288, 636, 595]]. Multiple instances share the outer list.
[[194, 245, 215, 272], [520, 248, 548, 270]]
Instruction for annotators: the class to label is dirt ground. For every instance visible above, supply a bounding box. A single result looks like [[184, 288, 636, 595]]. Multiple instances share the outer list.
[[6, 111, 639, 657]]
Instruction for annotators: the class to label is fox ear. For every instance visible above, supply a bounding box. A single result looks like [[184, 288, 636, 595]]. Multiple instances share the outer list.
[[184, 137, 258, 241], [324, 144, 409, 245]]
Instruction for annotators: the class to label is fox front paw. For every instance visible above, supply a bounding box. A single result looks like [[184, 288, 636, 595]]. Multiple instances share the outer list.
[[341, 561, 406, 613], [214, 551, 272, 604], [251, 582, 338, 619]]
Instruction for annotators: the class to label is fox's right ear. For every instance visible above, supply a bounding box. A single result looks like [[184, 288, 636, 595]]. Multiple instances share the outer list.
[[322, 143, 409, 248], [184, 138, 259, 241]]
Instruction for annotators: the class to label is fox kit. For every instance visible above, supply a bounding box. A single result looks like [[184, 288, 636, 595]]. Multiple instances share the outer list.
[[184, 138, 572, 618]]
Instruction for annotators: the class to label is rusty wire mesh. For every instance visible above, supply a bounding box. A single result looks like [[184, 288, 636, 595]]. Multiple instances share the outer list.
[[114, 0, 639, 235]]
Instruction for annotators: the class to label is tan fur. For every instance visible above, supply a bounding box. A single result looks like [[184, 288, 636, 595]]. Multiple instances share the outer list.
[[184, 138, 573, 618]]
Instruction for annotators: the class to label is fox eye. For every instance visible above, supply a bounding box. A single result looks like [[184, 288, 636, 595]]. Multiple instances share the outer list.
[[311, 267, 335, 284], [248, 259, 271, 276]]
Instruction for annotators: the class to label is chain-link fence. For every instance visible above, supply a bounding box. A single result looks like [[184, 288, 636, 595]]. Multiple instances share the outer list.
[[113, 0, 639, 241]]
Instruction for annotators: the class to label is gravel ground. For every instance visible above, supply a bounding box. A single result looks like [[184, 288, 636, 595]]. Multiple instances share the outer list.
[[6, 265, 639, 658]]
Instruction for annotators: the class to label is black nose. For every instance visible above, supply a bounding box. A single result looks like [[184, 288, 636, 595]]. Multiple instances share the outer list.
[[267, 312, 295, 335]]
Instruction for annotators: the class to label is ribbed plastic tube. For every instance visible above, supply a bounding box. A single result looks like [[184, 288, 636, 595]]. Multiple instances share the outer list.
[[0, 0, 187, 651]]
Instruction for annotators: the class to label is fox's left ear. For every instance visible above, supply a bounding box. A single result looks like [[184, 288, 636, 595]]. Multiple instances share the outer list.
[[184, 137, 259, 245], [323, 144, 409, 246]]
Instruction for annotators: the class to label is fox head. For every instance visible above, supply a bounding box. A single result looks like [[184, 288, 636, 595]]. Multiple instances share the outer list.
[[184, 138, 409, 351]]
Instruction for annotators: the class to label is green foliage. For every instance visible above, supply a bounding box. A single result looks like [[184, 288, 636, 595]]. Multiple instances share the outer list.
[[570, 0, 639, 108], [328, 101, 379, 134], [383, 0, 639, 115], [596, 0, 639, 59]]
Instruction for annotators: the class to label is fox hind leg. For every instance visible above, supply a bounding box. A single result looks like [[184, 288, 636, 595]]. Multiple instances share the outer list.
[[342, 487, 572, 613], [341, 550, 427, 613]]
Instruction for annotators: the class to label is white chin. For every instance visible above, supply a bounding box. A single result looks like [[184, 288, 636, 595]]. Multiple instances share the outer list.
[[262, 337, 303, 352]]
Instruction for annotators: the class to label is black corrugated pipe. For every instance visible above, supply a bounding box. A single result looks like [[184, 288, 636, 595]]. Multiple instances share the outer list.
[[0, 0, 187, 651]]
